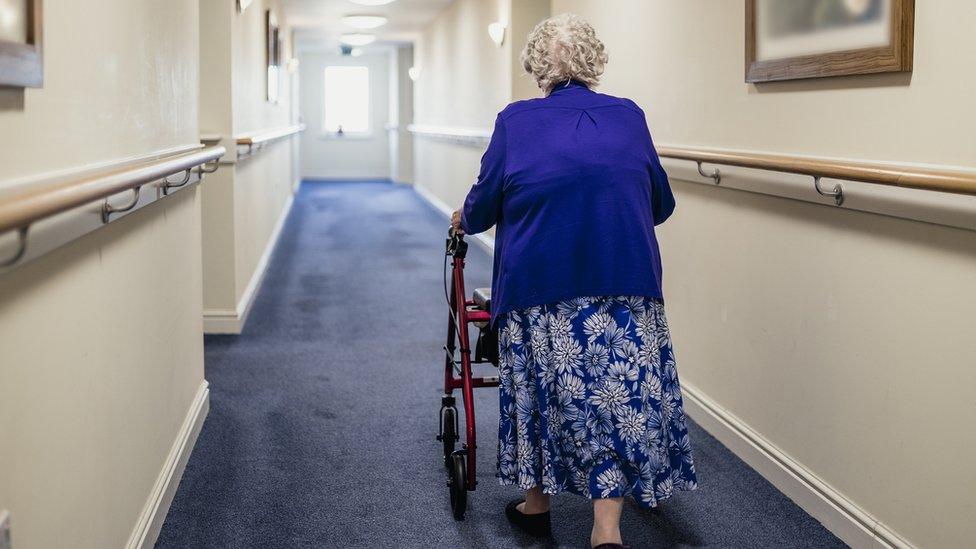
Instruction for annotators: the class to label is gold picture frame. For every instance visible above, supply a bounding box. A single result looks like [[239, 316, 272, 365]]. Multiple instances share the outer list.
[[746, 0, 914, 83], [0, 0, 43, 88]]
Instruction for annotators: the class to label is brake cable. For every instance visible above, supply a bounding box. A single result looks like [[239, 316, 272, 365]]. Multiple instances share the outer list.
[[444, 239, 463, 365]]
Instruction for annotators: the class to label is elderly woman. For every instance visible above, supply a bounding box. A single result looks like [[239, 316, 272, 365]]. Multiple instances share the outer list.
[[450, 13, 697, 549]]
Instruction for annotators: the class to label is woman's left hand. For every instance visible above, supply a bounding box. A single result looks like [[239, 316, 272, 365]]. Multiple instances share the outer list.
[[451, 210, 464, 233]]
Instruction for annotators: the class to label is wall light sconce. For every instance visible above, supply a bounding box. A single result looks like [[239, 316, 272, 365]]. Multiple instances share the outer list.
[[488, 22, 507, 47], [408, 66, 421, 81]]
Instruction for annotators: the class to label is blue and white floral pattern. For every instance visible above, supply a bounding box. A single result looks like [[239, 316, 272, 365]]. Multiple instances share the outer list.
[[497, 296, 697, 507]]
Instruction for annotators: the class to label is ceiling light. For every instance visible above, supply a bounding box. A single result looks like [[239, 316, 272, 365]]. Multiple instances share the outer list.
[[348, 0, 397, 6], [488, 22, 507, 47], [342, 15, 388, 29], [340, 33, 376, 46]]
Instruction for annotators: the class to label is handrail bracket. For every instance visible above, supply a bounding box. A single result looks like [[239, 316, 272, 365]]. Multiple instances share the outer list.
[[196, 161, 220, 177], [102, 186, 143, 223], [0, 226, 30, 268], [697, 161, 721, 185], [814, 176, 844, 206], [162, 169, 193, 196]]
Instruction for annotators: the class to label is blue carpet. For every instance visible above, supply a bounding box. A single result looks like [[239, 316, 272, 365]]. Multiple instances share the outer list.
[[156, 181, 847, 548]]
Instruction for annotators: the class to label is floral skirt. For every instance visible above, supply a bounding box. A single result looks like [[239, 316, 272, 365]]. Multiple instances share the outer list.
[[496, 296, 697, 507]]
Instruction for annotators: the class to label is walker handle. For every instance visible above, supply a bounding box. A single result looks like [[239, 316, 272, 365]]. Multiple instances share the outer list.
[[446, 226, 467, 257]]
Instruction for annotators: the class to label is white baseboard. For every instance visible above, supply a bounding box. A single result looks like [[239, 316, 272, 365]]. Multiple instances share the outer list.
[[203, 194, 294, 334], [126, 380, 210, 549], [681, 381, 913, 549], [411, 183, 496, 254], [302, 175, 393, 182], [201, 307, 242, 334]]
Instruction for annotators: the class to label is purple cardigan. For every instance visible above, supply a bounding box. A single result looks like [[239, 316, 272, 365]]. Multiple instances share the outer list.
[[460, 80, 675, 324]]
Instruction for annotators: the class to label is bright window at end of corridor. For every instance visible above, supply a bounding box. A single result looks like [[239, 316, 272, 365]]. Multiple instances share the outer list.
[[323, 66, 370, 135]]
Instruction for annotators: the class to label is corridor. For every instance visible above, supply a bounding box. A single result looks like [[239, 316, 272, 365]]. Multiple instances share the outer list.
[[155, 182, 843, 548]]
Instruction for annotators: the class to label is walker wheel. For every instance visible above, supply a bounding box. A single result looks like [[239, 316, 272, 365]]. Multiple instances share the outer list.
[[448, 451, 468, 521], [439, 406, 458, 468]]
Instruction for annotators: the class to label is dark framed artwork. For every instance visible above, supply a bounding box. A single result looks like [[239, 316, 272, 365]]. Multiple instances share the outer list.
[[746, 0, 914, 83], [0, 0, 43, 88], [266, 9, 281, 103]]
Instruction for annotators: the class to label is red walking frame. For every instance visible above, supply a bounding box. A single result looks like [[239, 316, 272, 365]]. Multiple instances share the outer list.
[[438, 227, 499, 521]]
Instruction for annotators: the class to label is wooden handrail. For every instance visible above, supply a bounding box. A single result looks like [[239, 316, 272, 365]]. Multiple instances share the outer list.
[[0, 146, 226, 234], [657, 145, 976, 197], [236, 124, 306, 147]]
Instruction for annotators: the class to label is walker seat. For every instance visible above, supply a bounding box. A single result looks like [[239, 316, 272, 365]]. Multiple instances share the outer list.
[[472, 287, 491, 311]]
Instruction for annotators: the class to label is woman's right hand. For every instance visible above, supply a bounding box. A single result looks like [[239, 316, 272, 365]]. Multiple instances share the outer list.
[[451, 210, 465, 234]]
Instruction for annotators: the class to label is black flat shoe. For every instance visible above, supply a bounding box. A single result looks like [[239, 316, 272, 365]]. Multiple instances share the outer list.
[[592, 544, 630, 549], [504, 499, 552, 537]]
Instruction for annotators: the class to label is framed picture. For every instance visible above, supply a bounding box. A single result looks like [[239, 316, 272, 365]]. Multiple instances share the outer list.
[[266, 9, 281, 103], [746, 0, 914, 83], [0, 0, 43, 88]]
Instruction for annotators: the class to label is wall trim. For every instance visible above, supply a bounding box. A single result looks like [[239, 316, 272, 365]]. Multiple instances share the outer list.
[[203, 194, 294, 334], [680, 381, 913, 549], [1, 143, 203, 191], [661, 159, 976, 234], [413, 186, 914, 548], [407, 125, 976, 233], [407, 124, 491, 147], [412, 182, 495, 254], [126, 380, 210, 549], [0, 144, 218, 276]]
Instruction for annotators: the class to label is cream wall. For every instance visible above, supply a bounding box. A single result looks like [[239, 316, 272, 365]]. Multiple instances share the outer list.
[[0, 1, 199, 181], [550, 1, 976, 547], [389, 45, 415, 185], [232, 0, 295, 134], [200, 169, 237, 313], [299, 51, 392, 180], [200, 0, 300, 332], [199, 0, 234, 137], [415, 0, 512, 129], [413, 0, 548, 210], [0, 1, 206, 548], [234, 143, 294, 294], [508, 0, 549, 101], [552, 1, 976, 165]]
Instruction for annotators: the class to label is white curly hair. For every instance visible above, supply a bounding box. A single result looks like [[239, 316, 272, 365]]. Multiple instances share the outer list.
[[520, 13, 608, 95]]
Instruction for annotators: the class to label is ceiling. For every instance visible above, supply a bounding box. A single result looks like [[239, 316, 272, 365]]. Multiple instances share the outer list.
[[283, 0, 455, 52]]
